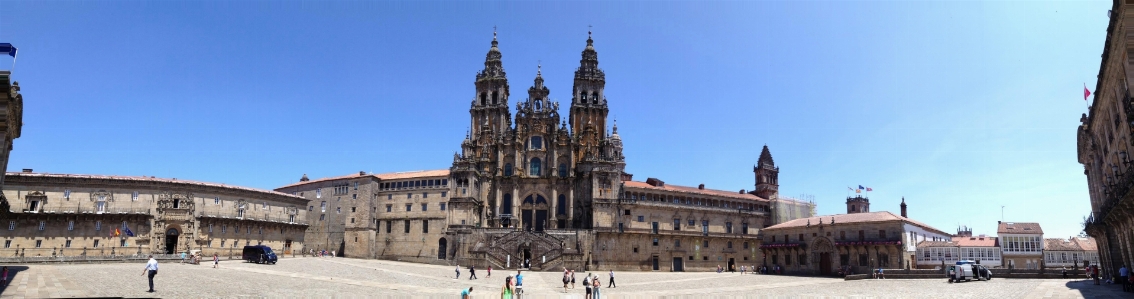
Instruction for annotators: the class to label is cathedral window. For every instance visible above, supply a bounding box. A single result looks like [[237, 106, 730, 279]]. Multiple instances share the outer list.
[[492, 92, 499, 105], [535, 100, 541, 110], [504, 164, 513, 176], [530, 136, 543, 150], [557, 195, 567, 215], [480, 93, 486, 106], [502, 194, 513, 215], [530, 158, 541, 176], [592, 92, 599, 104]]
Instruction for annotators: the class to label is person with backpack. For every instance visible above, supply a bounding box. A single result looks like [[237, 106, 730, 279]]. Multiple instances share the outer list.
[[592, 273, 601, 299], [583, 273, 592, 299]]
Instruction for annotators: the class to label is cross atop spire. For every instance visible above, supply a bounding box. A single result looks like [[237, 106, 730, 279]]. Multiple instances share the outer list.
[[537, 60, 541, 76], [493, 25, 497, 41]]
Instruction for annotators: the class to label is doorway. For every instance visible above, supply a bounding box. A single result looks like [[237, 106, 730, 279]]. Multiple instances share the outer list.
[[652, 256, 660, 271], [535, 210, 547, 232], [728, 258, 735, 272], [438, 238, 448, 260], [673, 257, 684, 272], [165, 228, 180, 254], [522, 248, 532, 269], [820, 252, 832, 275], [522, 210, 533, 232]]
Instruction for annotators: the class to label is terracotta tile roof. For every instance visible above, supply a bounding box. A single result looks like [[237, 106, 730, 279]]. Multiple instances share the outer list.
[[997, 222, 1043, 235], [1074, 237, 1098, 251], [916, 240, 953, 248], [1044, 238, 1083, 251], [952, 236, 998, 247], [762, 211, 950, 236], [276, 169, 450, 190], [7, 172, 303, 199], [623, 180, 768, 202]]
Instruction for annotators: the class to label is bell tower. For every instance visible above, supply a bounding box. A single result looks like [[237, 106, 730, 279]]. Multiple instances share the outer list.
[[754, 145, 779, 199], [470, 29, 512, 142], [570, 30, 608, 162]]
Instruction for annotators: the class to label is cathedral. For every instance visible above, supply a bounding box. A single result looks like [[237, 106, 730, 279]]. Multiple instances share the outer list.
[[275, 32, 815, 272]]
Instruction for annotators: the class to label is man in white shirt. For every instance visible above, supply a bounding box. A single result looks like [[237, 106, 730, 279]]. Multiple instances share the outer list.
[[141, 255, 159, 292]]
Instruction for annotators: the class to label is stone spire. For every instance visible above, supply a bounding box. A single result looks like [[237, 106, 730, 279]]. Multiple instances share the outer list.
[[900, 197, 908, 218]]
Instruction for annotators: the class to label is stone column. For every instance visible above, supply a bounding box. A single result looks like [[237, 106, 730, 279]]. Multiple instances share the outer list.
[[568, 189, 575, 228], [551, 189, 558, 228]]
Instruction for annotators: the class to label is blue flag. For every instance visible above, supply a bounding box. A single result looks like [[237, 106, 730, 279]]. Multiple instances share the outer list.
[[0, 43, 15, 58], [858, 185, 865, 190], [125, 226, 135, 237]]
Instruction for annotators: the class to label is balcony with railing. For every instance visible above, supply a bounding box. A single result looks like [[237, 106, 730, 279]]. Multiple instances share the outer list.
[[196, 210, 308, 225], [13, 205, 151, 215]]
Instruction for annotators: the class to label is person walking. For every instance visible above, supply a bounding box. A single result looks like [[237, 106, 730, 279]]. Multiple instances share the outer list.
[[460, 286, 473, 299], [1, 266, 8, 287], [570, 270, 576, 289], [1121, 265, 1130, 292], [213, 253, 219, 268], [141, 255, 159, 293], [514, 270, 524, 298], [469, 265, 478, 280], [455, 264, 461, 279], [562, 271, 571, 293], [608, 269, 616, 288], [487, 265, 492, 278], [1094, 265, 1101, 285]]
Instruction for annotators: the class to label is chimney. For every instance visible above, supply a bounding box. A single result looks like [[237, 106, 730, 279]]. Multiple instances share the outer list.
[[900, 197, 908, 218], [359, 171, 366, 176], [698, 184, 705, 190], [739, 189, 746, 194], [21, 168, 32, 173]]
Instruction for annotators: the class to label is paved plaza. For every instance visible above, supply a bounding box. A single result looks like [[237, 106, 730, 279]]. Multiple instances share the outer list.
[[0, 257, 1130, 298]]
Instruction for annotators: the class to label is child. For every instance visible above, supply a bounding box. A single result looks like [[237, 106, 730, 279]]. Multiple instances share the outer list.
[[1, 266, 8, 287]]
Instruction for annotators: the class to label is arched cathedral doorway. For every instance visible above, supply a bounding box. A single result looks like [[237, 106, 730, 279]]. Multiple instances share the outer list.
[[811, 237, 835, 275], [165, 228, 180, 254], [521, 194, 549, 232]]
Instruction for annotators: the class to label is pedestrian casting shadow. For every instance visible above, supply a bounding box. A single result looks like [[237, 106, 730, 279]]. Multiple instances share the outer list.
[[1063, 278, 1128, 297], [0, 265, 28, 295]]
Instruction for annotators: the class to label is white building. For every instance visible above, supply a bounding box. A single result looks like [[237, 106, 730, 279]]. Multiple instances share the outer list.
[[998, 221, 1043, 269], [915, 233, 1002, 268], [1044, 237, 1100, 269]]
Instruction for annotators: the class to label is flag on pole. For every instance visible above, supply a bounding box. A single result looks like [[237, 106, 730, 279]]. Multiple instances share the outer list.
[[1085, 83, 1092, 101], [855, 189, 861, 194], [847, 186, 854, 191], [866, 187, 873, 191], [0, 43, 15, 58], [858, 185, 865, 190], [124, 226, 135, 237], [114, 228, 121, 237]]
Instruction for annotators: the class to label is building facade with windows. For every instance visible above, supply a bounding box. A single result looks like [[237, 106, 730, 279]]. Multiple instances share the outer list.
[[760, 197, 951, 275], [997, 221, 1044, 269], [1077, 0, 1134, 280], [914, 227, 1002, 269], [1043, 236, 1100, 269], [0, 171, 308, 258], [0, 70, 25, 220]]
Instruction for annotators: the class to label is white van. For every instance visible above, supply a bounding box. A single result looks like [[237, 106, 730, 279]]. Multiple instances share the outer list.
[[948, 261, 992, 283]]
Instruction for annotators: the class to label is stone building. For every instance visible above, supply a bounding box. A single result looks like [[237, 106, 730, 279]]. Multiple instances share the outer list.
[[1043, 236, 1100, 269], [1, 171, 308, 258], [0, 70, 23, 217], [998, 221, 1043, 269], [276, 32, 808, 271], [274, 170, 451, 262], [760, 196, 950, 275], [1077, 0, 1134, 278]]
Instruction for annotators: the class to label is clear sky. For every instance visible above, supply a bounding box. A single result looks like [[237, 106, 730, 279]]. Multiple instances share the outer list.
[[0, 1, 1109, 239]]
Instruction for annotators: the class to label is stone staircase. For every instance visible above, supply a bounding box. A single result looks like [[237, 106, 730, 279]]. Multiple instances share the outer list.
[[482, 231, 567, 271]]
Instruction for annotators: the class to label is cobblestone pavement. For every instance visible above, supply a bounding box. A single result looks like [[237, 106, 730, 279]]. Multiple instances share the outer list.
[[1, 257, 1131, 298]]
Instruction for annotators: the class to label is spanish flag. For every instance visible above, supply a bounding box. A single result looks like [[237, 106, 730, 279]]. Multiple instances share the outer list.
[[114, 228, 121, 237]]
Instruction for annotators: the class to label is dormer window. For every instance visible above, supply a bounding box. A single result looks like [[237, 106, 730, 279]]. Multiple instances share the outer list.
[[530, 136, 543, 150]]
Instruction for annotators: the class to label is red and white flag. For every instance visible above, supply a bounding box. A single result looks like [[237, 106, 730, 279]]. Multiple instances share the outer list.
[[1085, 83, 1092, 101]]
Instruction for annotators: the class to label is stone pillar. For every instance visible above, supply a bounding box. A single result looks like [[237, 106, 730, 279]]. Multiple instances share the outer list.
[[568, 189, 575, 228], [551, 189, 558, 228]]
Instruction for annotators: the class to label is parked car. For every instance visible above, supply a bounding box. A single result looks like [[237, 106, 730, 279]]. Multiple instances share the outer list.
[[948, 261, 991, 283], [242, 245, 278, 264]]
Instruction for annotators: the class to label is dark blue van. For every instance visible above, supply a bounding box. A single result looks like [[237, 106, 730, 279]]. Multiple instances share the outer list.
[[242, 245, 277, 264]]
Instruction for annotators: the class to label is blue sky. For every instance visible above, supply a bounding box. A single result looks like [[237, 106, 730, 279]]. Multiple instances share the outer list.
[[0, 1, 1109, 239]]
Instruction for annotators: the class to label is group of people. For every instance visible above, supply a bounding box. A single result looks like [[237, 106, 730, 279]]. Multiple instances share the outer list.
[[720, 264, 776, 274], [556, 268, 614, 298], [308, 249, 335, 257]]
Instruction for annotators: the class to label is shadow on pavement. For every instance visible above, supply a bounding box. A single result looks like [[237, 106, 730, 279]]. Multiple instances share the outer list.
[[1064, 278, 1130, 298], [0, 265, 28, 295]]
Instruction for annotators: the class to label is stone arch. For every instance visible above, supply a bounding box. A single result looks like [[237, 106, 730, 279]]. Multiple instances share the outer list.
[[810, 237, 836, 275]]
